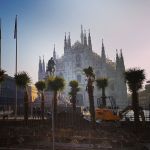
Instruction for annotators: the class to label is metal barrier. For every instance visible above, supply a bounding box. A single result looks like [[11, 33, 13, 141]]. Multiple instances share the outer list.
[[0, 102, 150, 149]]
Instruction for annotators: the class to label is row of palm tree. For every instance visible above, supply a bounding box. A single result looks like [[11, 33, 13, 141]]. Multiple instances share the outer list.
[[84, 66, 145, 128], [0, 66, 146, 127], [35, 78, 80, 122]]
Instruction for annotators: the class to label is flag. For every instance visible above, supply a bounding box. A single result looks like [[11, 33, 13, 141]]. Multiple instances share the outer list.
[[14, 15, 17, 39]]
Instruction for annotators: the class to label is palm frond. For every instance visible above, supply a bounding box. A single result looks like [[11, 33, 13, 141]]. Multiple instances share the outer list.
[[83, 66, 95, 78], [125, 68, 145, 92], [96, 78, 108, 89], [14, 71, 31, 88], [47, 76, 65, 92], [35, 80, 46, 92]]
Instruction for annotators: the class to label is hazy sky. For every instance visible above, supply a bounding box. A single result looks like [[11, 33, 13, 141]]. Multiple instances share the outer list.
[[0, 0, 150, 83]]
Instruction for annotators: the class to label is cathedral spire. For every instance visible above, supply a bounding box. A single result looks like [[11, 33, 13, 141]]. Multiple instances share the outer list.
[[84, 30, 87, 47], [116, 49, 119, 61], [120, 49, 125, 71], [64, 32, 67, 49], [53, 44, 56, 60], [101, 39, 106, 63], [68, 32, 71, 48], [116, 49, 119, 70], [42, 55, 45, 74], [88, 29, 92, 50], [39, 56, 42, 72], [80, 25, 84, 45], [120, 49, 124, 61], [38, 56, 43, 81]]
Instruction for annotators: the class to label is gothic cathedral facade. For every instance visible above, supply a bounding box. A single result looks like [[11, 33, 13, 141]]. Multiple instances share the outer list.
[[38, 26, 128, 109]]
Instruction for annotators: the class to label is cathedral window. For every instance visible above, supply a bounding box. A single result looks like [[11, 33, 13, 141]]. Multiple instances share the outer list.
[[77, 75, 81, 83], [76, 54, 81, 67]]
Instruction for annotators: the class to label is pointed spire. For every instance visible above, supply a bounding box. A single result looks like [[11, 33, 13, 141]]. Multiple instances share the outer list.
[[116, 49, 119, 61], [68, 32, 71, 48], [53, 44, 56, 60], [84, 30, 87, 46], [120, 49, 125, 70], [116, 49, 119, 70], [80, 25, 84, 45], [39, 56, 42, 72], [102, 38, 104, 49], [120, 49, 124, 61], [101, 38, 106, 62], [42, 55, 45, 73], [64, 32, 67, 49], [88, 29, 92, 50]]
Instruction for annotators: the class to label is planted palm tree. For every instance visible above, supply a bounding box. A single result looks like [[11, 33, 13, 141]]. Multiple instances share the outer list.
[[69, 80, 80, 113], [83, 66, 96, 129], [14, 71, 31, 122], [47, 76, 65, 120], [125, 68, 145, 123], [35, 80, 46, 120], [96, 78, 108, 107]]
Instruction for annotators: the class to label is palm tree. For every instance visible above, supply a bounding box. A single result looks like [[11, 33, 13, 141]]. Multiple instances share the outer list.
[[14, 71, 31, 122], [35, 80, 46, 120], [125, 68, 145, 123], [47, 76, 65, 120], [96, 78, 108, 107], [69, 80, 80, 113], [83, 66, 96, 129]]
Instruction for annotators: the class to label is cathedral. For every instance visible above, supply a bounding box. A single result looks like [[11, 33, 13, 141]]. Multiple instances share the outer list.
[[38, 26, 128, 109]]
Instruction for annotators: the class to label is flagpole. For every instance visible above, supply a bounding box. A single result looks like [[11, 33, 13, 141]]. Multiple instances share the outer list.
[[0, 19, 1, 97], [15, 15, 18, 119], [0, 18, 1, 69]]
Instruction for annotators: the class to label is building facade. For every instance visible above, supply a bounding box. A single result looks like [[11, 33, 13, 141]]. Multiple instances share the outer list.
[[38, 26, 128, 109], [139, 81, 150, 109], [0, 75, 24, 112]]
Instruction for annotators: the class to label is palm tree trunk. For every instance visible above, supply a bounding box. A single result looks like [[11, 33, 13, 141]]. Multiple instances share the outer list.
[[24, 90, 28, 122], [72, 95, 76, 128], [41, 92, 44, 120], [88, 79, 96, 129], [53, 91, 57, 123], [72, 95, 76, 112], [132, 91, 140, 124], [102, 87, 106, 107]]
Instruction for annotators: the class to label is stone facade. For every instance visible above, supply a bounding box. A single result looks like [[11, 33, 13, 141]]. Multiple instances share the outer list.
[[38, 26, 128, 109], [139, 81, 150, 109]]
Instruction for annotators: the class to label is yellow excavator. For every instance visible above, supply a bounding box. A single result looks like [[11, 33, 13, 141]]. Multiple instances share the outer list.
[[95, 97, 145, 121], [95, 108, 120, 121]]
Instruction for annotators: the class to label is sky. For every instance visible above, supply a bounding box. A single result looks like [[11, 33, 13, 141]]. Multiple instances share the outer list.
[[0, 0, 150, 84]]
